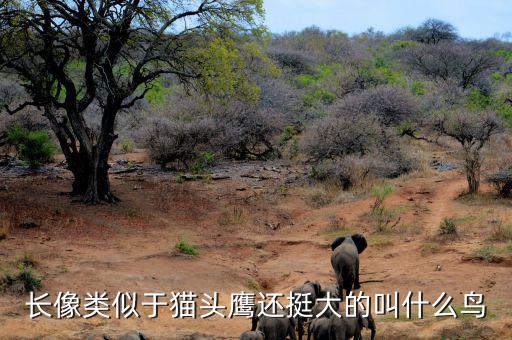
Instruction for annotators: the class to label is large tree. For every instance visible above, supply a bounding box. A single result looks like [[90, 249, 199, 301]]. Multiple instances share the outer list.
[[0, 0, 264, 203]]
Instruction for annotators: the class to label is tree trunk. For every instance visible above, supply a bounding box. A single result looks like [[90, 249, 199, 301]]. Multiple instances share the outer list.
[[82, 141, 118, 204], [465, 152, 481, 194]]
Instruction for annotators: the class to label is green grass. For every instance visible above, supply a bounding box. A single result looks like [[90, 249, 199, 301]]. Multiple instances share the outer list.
[[439, 218, 457, 236], [420, 242, 441, 256], [489, 223, 512, 242], [246, 278, 262, 291], [0, 264, 42, 295], [176, 239, 199, 256]]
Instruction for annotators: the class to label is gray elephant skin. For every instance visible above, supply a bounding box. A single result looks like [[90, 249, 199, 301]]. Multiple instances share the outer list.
[[329, 312, 376, 340], [330, 234, 367, 301], [292, 280, 323, 340], [240, 330, 265, 340], [257, 308, 297, 340]]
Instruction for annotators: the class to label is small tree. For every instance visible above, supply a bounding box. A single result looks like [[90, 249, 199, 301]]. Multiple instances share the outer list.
[[413, 18, 458, 45], [432, 111, 503, 194]]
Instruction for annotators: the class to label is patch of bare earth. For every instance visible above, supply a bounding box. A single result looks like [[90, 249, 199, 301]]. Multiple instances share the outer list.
[[0, 155, 511, 339]]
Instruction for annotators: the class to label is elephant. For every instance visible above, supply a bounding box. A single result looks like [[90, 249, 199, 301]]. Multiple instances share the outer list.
[[257, 307, 297, 340], [118, 332, 147, 340], [292, 280, 323, 340], [330, 234, 367, 301], [307, 317, 330, 340], [240, 330, 265, 340], [251, 303, 262, 331], [329, 312, 376, 340], [311, 283, 340, 319]]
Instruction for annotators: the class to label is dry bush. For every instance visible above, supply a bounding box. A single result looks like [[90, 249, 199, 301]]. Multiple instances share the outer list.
[[331, 85, 419, 126], [214, 105, 283, 160], [304, 115, 419, 188], [303, 115, 382, 161], [144, 117, 216, 169], [0, 109, 49, 134]]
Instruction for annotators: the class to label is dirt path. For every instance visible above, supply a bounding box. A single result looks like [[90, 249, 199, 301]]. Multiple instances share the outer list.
[[0, 163, 511, 339]]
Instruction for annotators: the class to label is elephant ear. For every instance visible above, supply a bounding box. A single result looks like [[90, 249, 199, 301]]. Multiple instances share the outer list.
[[331, 237, 346, 251], [351, 234, 367, 254]]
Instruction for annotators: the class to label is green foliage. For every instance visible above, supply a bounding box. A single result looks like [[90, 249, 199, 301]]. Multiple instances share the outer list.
[[120, 138, 135, 153], [411, 81, 426, 95], [439, 218, 457, 236], [280, 125, 298, 144], [1, 263, 42, 295], [190, 151, 215, 174], [296, 64, 340, 88], [497, 49, 512, 62], [6, 127, 57, 168], [176, 239, 199, 256], [246, 277, 262, 291], [375, 66, 407, 87], [304, 88, 336, 106], [467, 89, 492, 110], [371, 183, 399, 233], [372, 182, 393, 203], [145, 78, 173, 107], [192, 38, 277, 103]]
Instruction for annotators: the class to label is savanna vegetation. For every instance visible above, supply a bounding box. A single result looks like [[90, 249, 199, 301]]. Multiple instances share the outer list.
[[2, 5, 511, 200], [1, 1, 512, 339]]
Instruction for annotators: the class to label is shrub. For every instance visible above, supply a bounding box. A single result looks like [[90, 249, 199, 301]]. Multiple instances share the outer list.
[[331, 85, 419, 126], [175, 239, 199, 256], [0, 264, 42, 295], [214, 106, 282, 160], [246, 277, 262, 291], [470, 245, 501, 263], [487, 168, 512, 197], [119, 138, 135, 153], [305, 115, 417, 187], [303, 115, 382, 161], [307, 188, 332, 208], [490, 222, 512, 242], [6, 127, 56, 168], [439, 218, 457, 236], [371, 183, 400, 232], [145, 118, 216, 169]]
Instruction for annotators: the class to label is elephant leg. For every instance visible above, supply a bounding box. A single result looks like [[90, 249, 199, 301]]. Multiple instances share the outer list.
[[298, 317, 304, 340], [289, 321, 297, 340], [336, 273, 344, 301], [251, 316, 258, 331], [307, 321, 312, 340], [354, 328, 362, 340], [354, 261, 361, 290]]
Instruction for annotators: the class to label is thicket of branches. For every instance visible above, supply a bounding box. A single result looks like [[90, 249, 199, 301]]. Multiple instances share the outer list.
[[2, 14, 512, 199]]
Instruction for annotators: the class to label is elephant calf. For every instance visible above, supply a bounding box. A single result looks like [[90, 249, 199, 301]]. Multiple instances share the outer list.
[[258, 308, 296, 340], [329, 312, 376, 340], [330, 234, 367, 301], [292, 280, 323, 340], [240, 330, 265, 340], [307, 317, 330, 340]]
